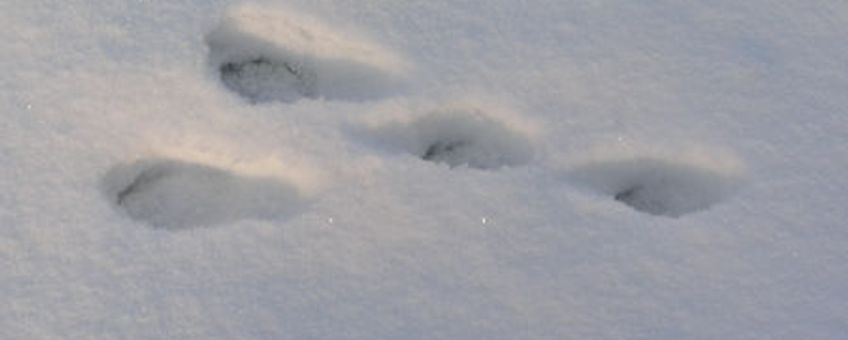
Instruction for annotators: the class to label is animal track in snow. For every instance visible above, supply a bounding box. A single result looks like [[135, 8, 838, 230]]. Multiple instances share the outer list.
[[218, 56, 316, 103], [371, 109, 535, 170], [104, 158, 308, 229], [570, 157, 744, 217], [206, 4, 409, 103]]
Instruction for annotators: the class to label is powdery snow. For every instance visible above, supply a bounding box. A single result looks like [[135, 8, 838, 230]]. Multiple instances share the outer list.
[[3, 0, 848, 339]]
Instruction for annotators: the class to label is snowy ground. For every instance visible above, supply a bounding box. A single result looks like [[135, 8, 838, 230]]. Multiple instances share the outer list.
[[3, 0, 848, 338]]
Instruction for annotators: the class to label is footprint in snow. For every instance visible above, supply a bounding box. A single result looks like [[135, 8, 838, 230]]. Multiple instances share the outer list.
[[103, 158, 308, 229], [569, 157, 744, 217], [206, 4, 410, 104], [370, 108, 536, 170]]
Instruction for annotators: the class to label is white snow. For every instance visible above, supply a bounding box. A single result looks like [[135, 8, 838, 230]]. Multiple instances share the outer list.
[[568, 148, 746, 217], [3, 0, 848, 339], [362, 102, 538, 169], [104, 157, 310, 229], [207, 4, 410, 103]]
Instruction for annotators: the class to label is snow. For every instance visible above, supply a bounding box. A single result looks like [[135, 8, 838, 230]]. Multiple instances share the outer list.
[[568, 152, 744, 217], [3, 0, 848, 339], [361, 101, 538, 170], [206, 4, 410, 103], [104, 157, 310, 229]]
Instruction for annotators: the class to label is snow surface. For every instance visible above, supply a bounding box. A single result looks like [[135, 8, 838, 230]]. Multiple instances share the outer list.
[[3, 0, 848, 338]]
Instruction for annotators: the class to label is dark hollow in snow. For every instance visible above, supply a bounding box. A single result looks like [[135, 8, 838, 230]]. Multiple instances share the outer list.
[[104, 158, 306, 229], [570, 158, 742, 217], [421, 140, 470, 163], [613, 185, 669, 216], [218, 56, 316, 103], [205, 12, 407, 105], [372, 110, 535, 170]]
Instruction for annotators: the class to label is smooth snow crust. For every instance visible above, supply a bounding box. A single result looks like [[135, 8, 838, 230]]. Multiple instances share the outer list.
[[3, 0, 848, 339]]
